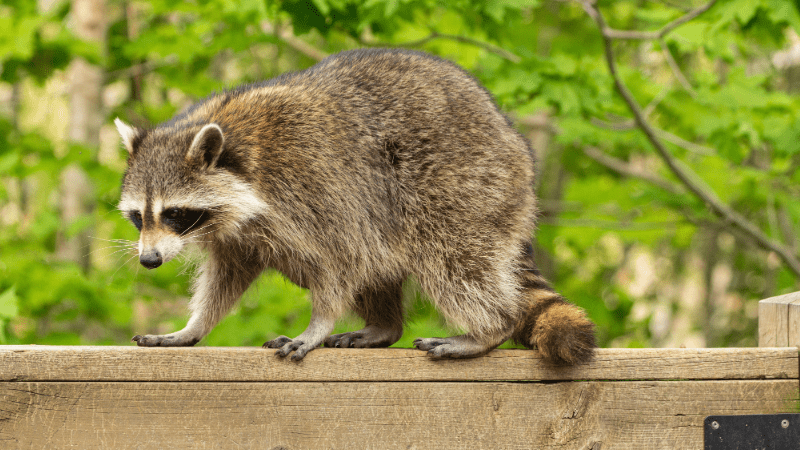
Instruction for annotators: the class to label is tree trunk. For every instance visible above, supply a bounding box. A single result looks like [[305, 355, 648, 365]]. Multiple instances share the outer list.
[[57, 0, 106, 272]]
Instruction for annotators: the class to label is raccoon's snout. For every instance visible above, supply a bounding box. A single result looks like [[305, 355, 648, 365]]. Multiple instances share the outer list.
[[140, 250, 163, 269]]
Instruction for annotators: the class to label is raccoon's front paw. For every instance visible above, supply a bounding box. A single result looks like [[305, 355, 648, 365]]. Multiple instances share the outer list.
[[263, 335, 292, 349], [263, 336, 316, 361], [132, 334, 200, 347]]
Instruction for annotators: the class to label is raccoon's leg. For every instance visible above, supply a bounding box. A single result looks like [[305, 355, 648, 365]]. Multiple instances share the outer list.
[[133, 250, 265, 347], [323, 279, 405, 348], [411, 253, 520, 359], [414, 303, 514, 359], [263, 289, 338, 361]]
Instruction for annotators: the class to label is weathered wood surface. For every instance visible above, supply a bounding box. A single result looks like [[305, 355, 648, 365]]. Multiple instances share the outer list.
[[1, 346, 796, 449], [0, 346, 797, 381], [1, 380, 795, 449], [759, 291, 800, 347]]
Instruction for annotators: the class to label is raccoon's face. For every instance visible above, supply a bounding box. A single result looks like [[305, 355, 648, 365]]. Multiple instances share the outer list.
[[121, 202, 210, 269], [115, 118, 267, 269]]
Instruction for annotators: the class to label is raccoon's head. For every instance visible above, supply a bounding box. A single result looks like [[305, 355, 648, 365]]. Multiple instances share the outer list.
[[115, 118, 266, 269]]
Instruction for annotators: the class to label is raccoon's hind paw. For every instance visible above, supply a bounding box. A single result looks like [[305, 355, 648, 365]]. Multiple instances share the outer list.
[[132, 334, 200, 347], [263, 336, 316, 361], [324, 325, 402, 348], [413, 335, 497, 359]]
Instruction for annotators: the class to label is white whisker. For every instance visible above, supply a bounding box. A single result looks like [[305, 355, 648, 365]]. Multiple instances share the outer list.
[[110, 253, 140, 281]]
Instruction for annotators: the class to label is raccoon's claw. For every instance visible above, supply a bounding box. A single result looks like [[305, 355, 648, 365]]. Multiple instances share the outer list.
[[132, 334, 200, 347], [324, 332, 360, 348], [289, 345, 312, 361], [280, 340, 311, 361], [263, 336, 314, 361], [262, 335, 292, 349], [275, 339, 302, 358], [414, 337, 459, 358], [275, 341, 303, 361]]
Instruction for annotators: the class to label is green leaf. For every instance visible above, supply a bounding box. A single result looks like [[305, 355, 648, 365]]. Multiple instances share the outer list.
[[765, 0, 800, 30], [0, 286, 19, 319], [0, 150, 20, 175], [541, 80, 581, 114], [713, 0, 761, 28], [483, 0, 535, 23], [383, 0, 399, 17], [281, 0, 330, 34]]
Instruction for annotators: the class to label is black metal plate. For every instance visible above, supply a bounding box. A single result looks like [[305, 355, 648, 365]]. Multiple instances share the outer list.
[[705, 414, 800, 449]]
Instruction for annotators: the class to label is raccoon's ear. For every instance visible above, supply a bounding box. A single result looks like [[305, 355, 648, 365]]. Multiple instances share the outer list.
[[114, 118, 141, 155], [186, 123, 225, 169]]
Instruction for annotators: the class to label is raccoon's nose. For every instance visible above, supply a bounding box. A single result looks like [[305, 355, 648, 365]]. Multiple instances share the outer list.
[[139, 250, 163, 269]]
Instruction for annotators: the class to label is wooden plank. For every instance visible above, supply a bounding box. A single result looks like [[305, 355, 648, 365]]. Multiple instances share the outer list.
[[759, 292, 800, 347], [0, 346, 796, 382], [1, 380, 795, 450], [790, 296, 800, 347]]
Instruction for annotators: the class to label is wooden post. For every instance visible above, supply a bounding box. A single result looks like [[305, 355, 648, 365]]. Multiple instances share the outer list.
[[758, 291, 800, 347]]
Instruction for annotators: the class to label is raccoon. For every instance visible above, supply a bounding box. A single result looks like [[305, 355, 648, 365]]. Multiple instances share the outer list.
[[115, 48, 595, 364]]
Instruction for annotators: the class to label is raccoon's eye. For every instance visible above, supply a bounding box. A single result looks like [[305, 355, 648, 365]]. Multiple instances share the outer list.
[[161, 207, 208, 235], [164, 208, 181, 220], [128, 211, 143, 231]]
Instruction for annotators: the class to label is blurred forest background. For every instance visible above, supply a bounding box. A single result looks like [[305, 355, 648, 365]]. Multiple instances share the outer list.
[[1, 0, 800, 349]]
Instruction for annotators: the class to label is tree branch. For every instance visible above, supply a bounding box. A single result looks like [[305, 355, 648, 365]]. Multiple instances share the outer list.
[[580, 0, 800, 278], [107, 55, 179, 80], [591, 117, 714, 155], [660, 38, 696, 96], [600, 0, 717, 40], [539, 217, 690, 230], [655, 0, 693, 13], [644, 87, 670, 117], [583, 146, 685, 195], [261, 22, 329, 62]]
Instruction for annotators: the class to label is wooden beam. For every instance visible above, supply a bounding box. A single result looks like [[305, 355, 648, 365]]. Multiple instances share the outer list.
[[759, 291, 800, 347], [0, 346, 797, 382], [1, 380, 795, 449], [1, 346, 796, 449]]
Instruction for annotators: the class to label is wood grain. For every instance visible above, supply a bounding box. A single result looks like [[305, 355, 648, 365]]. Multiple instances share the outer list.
[[0, 346, 797, 382], [759, 292, 800, 347], [789, 296, 800, 347], [1, 380, 795, 450]]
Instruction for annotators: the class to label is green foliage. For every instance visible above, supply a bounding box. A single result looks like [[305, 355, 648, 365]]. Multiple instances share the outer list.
[[0, 286, 19, 343], [0, 0, 95, 83], [1, 0, 799, 350]]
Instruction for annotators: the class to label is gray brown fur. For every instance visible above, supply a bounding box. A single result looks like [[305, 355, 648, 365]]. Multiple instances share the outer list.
[[117, 48, 596, 364]]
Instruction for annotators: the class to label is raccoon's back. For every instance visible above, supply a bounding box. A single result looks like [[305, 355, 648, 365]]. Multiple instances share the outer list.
[[297, 49, 536, 212], [323, 50, 537, 231], [188, 49, 536, 257], [190, 50, 527, 166]]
